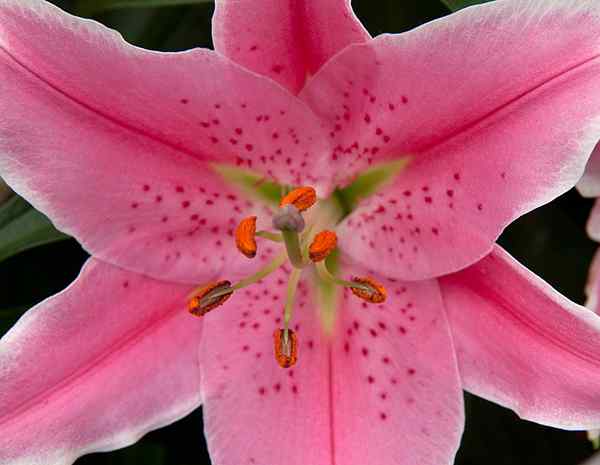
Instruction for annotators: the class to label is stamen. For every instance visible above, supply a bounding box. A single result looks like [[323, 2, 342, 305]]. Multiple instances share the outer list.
[[187, 253, 287, 315], [255, 230, 283, 242], [188, 280, 233, 317], [350, 277, 387, 304], [231, 252, 288, 290], [274, 328, 298, 368], [309, 230, 338, 262], [284, 268, 303, 331], [315, 261, 387, 304], [235, 216, 257, 258], [280, 186, 317, 212]]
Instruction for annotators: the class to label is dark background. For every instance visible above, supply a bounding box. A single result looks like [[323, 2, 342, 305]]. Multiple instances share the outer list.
[[0, 1, 598, 464]]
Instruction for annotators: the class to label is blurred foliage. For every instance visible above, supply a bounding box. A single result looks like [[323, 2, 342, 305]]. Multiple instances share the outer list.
[[0, 195, 69, 263], [441, 0, 492, 11], [74, 0, 211, 17], [0, 0, 597, 464]]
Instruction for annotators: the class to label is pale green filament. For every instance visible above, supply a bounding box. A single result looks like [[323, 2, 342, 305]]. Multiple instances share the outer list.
[[255, 231, 283, 242], [284, 267, 303, 343], [232, 251, 288, 290], [191, 252, 287, 303], [315, 260, 371, 292]]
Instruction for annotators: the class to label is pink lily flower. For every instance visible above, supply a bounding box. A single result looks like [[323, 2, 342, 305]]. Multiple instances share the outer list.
[[3, 0, 600, 464]]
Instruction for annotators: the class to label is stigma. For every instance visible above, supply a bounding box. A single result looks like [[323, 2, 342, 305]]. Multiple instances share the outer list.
[[186, 185, 387, 368]]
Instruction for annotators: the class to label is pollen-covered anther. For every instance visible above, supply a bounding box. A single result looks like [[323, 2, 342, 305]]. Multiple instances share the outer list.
[[280, 186, 317, 212], [273, 328, 298, 368], [188, 280, 233, 317], [350, 277, 387, 304], [235, 216, 257, 258], [309, 230, 338, 262]]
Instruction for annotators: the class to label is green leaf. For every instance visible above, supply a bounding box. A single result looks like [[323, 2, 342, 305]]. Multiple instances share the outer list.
[[75, 0, 212, 16], [334, 157, 410, 215], [0, 196, 70, 263], [441, 0, 493, 12]]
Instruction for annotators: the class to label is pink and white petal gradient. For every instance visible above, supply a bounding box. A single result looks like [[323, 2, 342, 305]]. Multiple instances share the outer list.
[[0, 259, 201, 465], [199, 266, 463, 465], [300, 0, 600, 281], [0, 0, 334, 283], [212, 0, 370, 94], [439, 245, 600, 429]]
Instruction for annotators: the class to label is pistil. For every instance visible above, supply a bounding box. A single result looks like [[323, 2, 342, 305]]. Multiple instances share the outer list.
[[272, 204, 306, 269]]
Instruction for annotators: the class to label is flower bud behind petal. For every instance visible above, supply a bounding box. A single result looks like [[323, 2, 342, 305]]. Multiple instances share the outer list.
[[273, 328, 298, 368], [235, 216, 257, 258], [309, 230, 338, 262], [280, 186, 317, 212], [350, 277, 387, 304], [188, 280, 233, 316]]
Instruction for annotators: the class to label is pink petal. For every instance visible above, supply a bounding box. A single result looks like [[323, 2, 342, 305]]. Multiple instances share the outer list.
[[199, 265, 463, 464], [578, 142, 600, 197], [0, 259, 201, 464], [301, 0, 600, 280], [0, 0, 330, 283], [212, 0, 370, 94], [585, 248, 600, 316], [439, 245, 600, 429], [587, 199, 600, 242]]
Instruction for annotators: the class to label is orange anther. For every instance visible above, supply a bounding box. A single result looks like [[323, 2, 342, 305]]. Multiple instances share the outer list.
[[235, 216, 257, 258], [273, 328, 298, 368], [280, 186, 317, 212], [188, 280, 233, 317], [350, 277, 387, 304], [309, 230, 338, 262]]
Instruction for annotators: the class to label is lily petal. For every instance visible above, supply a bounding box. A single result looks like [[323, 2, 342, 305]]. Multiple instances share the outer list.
[[0, 259, 201, 465], [579, 142, 600, 197], [439, 245, 600, 429], [585, 247, 600, 313], [587, 199, 600, 242], [212, 0, 370, 94], [0, 0, 329, 283], [199, 265, 463, 464], [301, 0, 600, 280]]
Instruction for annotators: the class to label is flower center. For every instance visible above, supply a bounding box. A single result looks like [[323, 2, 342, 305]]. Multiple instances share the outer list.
[[187, 186, 387, 368]]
